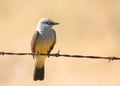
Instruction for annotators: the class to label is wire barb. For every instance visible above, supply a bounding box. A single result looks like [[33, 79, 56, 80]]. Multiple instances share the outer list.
[[55, 50, 60, 57], [0, 51, 4, 55], [0, 51, 120, 61], [108, 56, 115, 63]]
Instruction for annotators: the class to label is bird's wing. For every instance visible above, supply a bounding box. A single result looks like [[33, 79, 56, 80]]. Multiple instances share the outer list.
[[31, 31, 39, 58], [47, 30, 56, 54]]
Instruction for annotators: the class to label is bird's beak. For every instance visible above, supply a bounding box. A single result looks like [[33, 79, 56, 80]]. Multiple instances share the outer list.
[[53, 22, 59, 25]]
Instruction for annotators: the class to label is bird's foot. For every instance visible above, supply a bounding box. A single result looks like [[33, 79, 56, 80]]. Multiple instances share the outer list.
[[36, 52, 40, 56]]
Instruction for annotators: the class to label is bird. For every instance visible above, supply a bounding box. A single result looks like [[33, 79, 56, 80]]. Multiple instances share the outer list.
[[31, 18, 59, 81]]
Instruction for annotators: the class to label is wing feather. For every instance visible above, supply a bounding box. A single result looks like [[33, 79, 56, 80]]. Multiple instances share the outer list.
[[31, 31, 39, 57], [47, 30, 56, 54]]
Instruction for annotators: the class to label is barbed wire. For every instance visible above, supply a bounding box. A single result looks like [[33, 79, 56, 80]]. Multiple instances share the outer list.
[[0, 51, 120, 62]]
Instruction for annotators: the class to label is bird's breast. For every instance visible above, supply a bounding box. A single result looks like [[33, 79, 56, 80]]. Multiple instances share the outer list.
[[35, 30, 55, 53]]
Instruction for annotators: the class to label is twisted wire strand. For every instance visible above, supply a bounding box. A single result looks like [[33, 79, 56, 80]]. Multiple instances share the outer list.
[[0, 51, 119, 62]]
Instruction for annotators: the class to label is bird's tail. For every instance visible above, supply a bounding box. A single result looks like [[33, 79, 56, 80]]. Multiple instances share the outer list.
[[33, 56, 46, 81], [34, 66, 44, 81]]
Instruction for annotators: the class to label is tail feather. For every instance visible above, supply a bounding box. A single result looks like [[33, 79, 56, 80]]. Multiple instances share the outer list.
[[34, 66, 44, 81]]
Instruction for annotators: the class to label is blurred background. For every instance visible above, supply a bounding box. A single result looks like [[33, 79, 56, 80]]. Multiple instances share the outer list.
[[0, 0, 120, 86]]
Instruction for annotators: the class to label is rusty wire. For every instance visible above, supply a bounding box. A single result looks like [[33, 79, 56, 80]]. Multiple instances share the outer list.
[[0, 50, 120, 62]]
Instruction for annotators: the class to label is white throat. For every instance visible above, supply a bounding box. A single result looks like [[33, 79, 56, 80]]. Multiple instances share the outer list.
[[37, 25, 54, 36]]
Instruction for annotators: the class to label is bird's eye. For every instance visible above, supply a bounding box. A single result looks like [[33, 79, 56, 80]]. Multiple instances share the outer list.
[[46, 22, 49, 24]]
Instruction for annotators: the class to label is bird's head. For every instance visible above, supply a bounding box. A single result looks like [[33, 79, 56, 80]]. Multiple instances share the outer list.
[[37, 18, 59, 29]]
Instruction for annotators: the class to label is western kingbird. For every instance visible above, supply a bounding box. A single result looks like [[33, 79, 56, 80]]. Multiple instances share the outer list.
[[31, 18, 59, 81]]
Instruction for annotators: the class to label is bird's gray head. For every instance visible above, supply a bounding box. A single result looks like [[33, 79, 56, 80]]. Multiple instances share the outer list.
[[37, 18, 59, 30]]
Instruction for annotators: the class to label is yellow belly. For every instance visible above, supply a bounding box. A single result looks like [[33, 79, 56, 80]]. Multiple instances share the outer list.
[[34, 39, 54, 68], [35, 40, 53, 54]]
